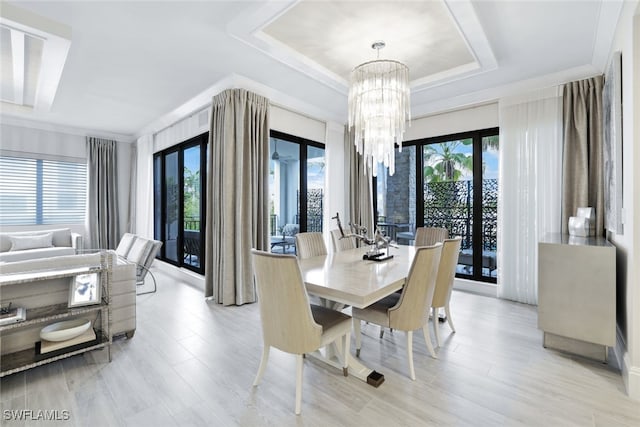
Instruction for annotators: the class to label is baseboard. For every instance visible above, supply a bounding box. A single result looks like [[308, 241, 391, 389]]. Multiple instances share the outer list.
[[623, 353, 640, 401], [453, 278, 497, 298], [615, 325, 640, 401], [155, 260, 205, 290]]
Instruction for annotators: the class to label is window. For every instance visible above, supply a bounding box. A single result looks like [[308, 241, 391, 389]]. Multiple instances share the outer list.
[[0, 155, 86, 225], [375, 128, 499, 283], [153, 133, 207, 274], [269, 131, 325, 253]]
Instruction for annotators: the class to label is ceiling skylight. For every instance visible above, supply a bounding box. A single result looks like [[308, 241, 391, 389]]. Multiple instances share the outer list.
[[0, 3, 71, 112]]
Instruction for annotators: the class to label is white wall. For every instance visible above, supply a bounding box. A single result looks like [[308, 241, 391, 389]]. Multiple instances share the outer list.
[[404, 102, 499, 141], [607, 1, 640, 400], [270, 105, 326, 143]]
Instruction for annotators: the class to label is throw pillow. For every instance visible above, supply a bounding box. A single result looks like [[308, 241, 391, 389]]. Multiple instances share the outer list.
[[9, 233, 54, 251]]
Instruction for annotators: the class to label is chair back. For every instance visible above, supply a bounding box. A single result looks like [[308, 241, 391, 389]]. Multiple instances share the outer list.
[[330, 229, 356, 253], [116, 234, 162, 283], [414, 227, 449, 247], [115, 233, 137, 258], [251, 250, 322, 354], [388, 244, 442, 331], [432, 237, 462, 308], [295, 232, 327, 259]]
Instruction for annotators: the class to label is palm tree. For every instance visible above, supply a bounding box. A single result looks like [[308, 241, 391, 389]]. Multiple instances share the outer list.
[[423, 139, 473, 182]]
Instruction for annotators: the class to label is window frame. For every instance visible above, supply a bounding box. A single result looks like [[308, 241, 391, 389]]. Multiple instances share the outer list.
[[269, 130, 325, 236], [374, 127, 499, 284], [153, 133, 207, 274]]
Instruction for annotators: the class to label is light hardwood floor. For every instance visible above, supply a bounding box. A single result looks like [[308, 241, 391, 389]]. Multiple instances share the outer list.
[[1, 270, 638, 426]]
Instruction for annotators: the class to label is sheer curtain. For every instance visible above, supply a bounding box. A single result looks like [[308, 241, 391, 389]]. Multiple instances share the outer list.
[[135, 134, 154, 239], [345, 125, 374, 235], [497, 88, 563, 305], [205, 89, 269, 305], [86, 137, 120, 249]]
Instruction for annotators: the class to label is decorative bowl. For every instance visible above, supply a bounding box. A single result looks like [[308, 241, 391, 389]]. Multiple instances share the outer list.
[[40, 318, 91, 342]]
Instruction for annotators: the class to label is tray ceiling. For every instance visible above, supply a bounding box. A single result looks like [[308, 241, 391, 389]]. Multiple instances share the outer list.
[[0, 1, 625, 137]]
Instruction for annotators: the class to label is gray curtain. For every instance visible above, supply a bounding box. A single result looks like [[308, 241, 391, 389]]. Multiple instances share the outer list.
[[87, 137, 120, 249], [345, 125, 374, 236], [205, 89, 269, 305], [126, 144, 137, 234], [561, 76, 604, 236]]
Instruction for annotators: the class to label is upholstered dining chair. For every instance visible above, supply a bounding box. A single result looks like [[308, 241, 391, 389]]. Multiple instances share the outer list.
[[414, 227, 449, 246], [352, 244, 443, 380], [251, 250, 352, 415], [431, 237, 462, 347], [330, 229, 356, 253], [379, 226, 448, 339], [295, 232, 327, 259]]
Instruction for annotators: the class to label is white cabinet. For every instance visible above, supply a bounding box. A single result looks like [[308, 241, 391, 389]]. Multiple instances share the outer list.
[[538, 233, 616, 362]]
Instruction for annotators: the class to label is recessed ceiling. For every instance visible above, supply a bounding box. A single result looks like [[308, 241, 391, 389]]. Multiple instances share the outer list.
[[262, 0, 476, 84], [0, 2, 71, 112], [0, 1, 625, 138]]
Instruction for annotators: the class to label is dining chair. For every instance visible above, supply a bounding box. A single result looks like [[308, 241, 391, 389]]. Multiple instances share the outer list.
[[295, 232, 327, 259], [330, 229, 356, 253], [380, 226, 448, 339], [414, 227, 449, 246], [431, 237, 462, 347], [251, 250, 352, 415], [352, 243, 443, 380]]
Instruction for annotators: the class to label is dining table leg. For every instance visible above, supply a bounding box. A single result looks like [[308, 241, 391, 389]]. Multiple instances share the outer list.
[[308, 298, 385, 387]]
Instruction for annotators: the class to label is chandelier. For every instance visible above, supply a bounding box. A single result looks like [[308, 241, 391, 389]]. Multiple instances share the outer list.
[[348, 41, 410, 176]]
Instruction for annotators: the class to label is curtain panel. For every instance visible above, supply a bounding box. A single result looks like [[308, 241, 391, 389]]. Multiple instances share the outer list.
[[497, 89, 563, 305], [561, 76, 604, 236], [345, 125, 374, 236], [205, 89, 269, 305], [135, 134, 154, 239], [86, 137, 120, 249]]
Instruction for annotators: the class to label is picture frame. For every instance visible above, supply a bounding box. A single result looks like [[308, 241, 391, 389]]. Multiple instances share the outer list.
[[603, 51, 623, 234], [68, 272, 101, 307]]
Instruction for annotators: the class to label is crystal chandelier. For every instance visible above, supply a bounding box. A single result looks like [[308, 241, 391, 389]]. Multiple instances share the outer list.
[[348, 41, 410, 176]]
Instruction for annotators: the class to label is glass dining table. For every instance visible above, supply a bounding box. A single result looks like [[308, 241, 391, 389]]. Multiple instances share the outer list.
[[297, 245, 418, 386]]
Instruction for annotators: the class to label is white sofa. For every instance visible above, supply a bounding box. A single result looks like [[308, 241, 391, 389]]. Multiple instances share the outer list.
[[0, 228, 83, 263]]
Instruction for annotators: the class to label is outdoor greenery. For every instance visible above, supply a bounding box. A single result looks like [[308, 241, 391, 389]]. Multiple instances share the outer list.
[[184, 166, 200, 230], [423, 135, 499, 183], [423, 139, 473, 182]]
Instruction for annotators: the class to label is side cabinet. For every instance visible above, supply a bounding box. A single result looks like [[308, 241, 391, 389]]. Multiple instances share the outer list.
[[538, 233, 616, 362], [0, 253, 112, 377]]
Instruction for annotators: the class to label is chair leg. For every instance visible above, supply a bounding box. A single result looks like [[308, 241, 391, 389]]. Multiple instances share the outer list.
[[354, 318, 362, 358], [422, 325, 437, 359], [406, 330, 415, 381], [136, 267, 158, 295], [445, 303, 456, 333], [253, 346, 270, 386], [295, 354, 304, 415], [432, 307, 441, 347], [380, 327, 385, 339]]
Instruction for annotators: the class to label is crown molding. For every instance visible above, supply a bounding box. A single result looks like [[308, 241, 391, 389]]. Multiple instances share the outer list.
[[0, 114, 135, 143], [135, 73, 342, 140]]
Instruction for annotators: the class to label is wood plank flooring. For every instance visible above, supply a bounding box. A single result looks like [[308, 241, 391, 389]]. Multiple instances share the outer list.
[[1, 269, 638, 426]]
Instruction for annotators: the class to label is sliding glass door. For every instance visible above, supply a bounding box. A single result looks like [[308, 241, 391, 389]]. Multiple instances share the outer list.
[[375, 128, 499, 283], [269, 131, 324, 254], [154, 133, 207, 274]]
